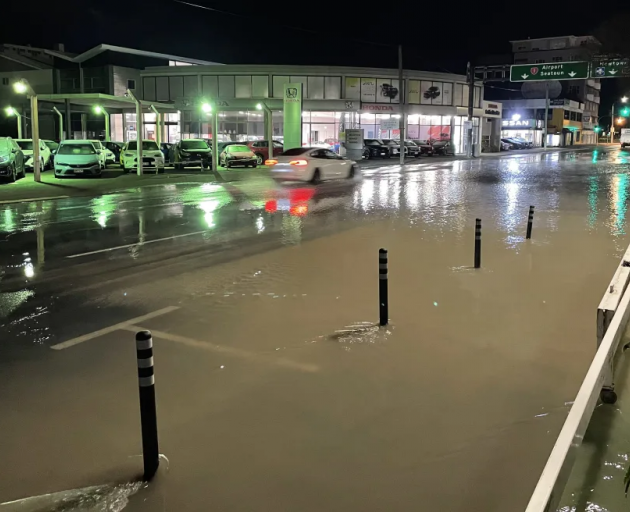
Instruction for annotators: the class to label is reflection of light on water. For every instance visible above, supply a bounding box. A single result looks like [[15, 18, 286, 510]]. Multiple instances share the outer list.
[[256, 215, 265, 233], [281, 215, 302, 245], [588, 176, 598, 228], [422, 171, 437, 208], [24, 262, 34, 278], [609, 174, 628, 235], [97, 212, 108, 228], [1, 208, 15, 232], [90, 196, 116, 228], [507, 159, 521, 174], [405, 180, 419, 211], [201, 183, 222, 192], [378, 179, 389, 207], [360, 180, 374, 211], [198, 199, 220, 229], [505, 182, 519, 217]]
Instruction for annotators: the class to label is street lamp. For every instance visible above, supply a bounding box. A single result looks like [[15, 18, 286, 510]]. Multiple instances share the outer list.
[[5, 106, 22, 138], [13, 79, 41, 182], [201, 102, 212, 114], [622, 96, 629, 103], [93, 105, 110, 142]]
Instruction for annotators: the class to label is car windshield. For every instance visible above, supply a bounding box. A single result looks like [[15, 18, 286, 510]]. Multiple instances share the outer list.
[[228, 145, 250, 152], [58, 144, 96, 155], [181, 140, 208, 150], [0, 139, 11, 152], [404, 141, 417, 146], [44, 141, 59, 151], [90, 141, 103, 150], [273, 141, 284, 148], [16, 140, 33, 150], [281, 148, 309, 156], [366, 140, 382, 146], [127, 141, 160, 151]]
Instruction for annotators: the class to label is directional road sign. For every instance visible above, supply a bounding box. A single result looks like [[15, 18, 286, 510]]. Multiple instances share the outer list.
[[510, 61, 589, 82], [591, 59, 630, 79]]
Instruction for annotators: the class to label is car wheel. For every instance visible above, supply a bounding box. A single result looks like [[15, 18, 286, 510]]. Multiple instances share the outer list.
[[310, 169, 321, 184], [347, 165, 356, 179], [255, 153, 264, 165]]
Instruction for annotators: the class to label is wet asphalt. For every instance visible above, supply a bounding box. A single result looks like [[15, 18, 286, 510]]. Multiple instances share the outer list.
[[1, 146, 630, 510]]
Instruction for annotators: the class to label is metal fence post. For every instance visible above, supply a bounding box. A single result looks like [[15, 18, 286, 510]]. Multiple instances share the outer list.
[[136, 330, 159, 480], [474, 219, 481, 269], [526, 205, 535, 240], [379, 248, 389, 326]]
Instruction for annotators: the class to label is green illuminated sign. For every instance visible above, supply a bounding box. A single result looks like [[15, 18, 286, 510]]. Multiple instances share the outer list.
[[283, 83, 303, 150], [591, 59, 630, 78], [510, 61, 589, 82]]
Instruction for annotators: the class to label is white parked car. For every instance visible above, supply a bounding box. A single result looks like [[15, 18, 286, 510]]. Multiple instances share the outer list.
[[54, 140, 102, 178], [15, 139, 52, 171], [120, 140, 165, 173], [89, 140, 107, 169], [268, 147, 357, 183]]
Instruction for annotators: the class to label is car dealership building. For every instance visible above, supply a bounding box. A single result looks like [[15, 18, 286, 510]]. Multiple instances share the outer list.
[[135, 64, 486, 155]]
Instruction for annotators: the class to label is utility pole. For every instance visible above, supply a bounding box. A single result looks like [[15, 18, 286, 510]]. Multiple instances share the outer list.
[[398, 44, 405, 165], [543, 82, 549, 148], [466, 62, 475, 157], [611, 103, 615, 143]]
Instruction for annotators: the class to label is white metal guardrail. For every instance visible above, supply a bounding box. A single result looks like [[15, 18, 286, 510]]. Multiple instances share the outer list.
[[525, 244, 630, 512]]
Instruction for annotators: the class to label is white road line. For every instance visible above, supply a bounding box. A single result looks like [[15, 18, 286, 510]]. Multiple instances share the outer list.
[[0, 195, 70, 205], [123, 325, 319, 373], [66, 230, 209, 259], [50, 306, 180, 350]]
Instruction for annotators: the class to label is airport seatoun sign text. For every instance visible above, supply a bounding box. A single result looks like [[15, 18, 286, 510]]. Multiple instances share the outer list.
[[510, 61, 589, 82]]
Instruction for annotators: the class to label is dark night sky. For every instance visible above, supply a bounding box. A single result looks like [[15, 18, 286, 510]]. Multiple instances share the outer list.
[[5, 0, 630, 111]]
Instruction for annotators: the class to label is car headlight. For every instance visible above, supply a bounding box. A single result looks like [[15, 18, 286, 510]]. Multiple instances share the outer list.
[[0, 156, 8, 163]]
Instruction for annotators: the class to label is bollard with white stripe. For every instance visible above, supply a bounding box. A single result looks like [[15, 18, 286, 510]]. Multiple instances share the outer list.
[[526, 205, 535, 240], [379, 248, 389, 326], [136, 330, 159, 481], [474, 219, 481, 269]]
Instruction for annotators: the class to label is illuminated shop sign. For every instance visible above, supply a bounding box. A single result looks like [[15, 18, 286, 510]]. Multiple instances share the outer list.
[[502, 119, 536, 128]]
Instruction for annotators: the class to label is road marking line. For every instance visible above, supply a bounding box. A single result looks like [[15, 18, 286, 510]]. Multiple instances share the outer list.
[[66, 230, 209, 259], [50, 306, 180, 350], [0, 195, 70, 205], [123, 325, 319, 373]]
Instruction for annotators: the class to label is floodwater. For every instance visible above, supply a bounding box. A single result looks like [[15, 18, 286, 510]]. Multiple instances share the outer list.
[[1, 147, 629, 511]]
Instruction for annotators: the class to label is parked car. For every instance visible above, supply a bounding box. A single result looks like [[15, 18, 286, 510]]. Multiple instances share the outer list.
[[413, 140, 434, 156], [217, 141, 243, 154], [54, 140, 102, 178], [500, 140, 512, 151], [160, 143, 173, 161], [402, 140, 420, 157], [104, 141, 124, 163], [501, 138, 528, 150], [0, 137, 26, 182], [381, 139, 407, 157], [89, 140, 107, 169], [267, 147, 357, 183], [362, 139, 390, 159], [431, 140, 454, 156], [247, 140, 284, 165], [15, 139, 52, 171], [510, 137, 533, 148], [120, 140, 165, 173], [220, 144, 257, 168], [170, 139, 212, 169], [621, 128, 630, 149], [43, 140, 59, 164]]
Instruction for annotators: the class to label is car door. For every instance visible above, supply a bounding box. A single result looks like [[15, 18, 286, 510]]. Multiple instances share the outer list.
[[308, 149, 331, 178], [12, 140, 24, 173], [322, 149, 346, 178]]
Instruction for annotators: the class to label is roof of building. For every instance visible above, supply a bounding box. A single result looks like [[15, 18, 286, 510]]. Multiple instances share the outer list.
[[510, 35, 601, 45], [44, 44, 222, 66]]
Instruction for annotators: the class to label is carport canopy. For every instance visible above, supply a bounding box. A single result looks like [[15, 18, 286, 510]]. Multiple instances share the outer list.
[[36, 93, 177, 114]]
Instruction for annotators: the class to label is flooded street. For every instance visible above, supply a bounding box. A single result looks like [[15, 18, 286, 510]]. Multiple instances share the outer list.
[[1, 147, 629, 511]]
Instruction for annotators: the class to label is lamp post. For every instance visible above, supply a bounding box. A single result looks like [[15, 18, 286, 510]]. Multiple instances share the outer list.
[[126, 88, 144, 175], [13, 79, 41, 182], [201, 102, 217, 172], [5, 107, 23, 139], [611, 96, 629, 143], [257, 102, 274, 161], [94, 105, 110, 142]]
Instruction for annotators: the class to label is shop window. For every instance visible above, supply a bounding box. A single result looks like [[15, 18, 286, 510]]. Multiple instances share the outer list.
[[218, 76, 235, 98], [235, 76, 252, 98], [202, 75, 218, 97], [169, 76, 184, 101], [273, 76, 290, 98], [156, 77, 169, 101], [143, 77, 156, 101], [127, 79, 136, 90], [453, 83, 463, 107], [564, 110, 570, 120], [570, 111, 577, 121], [290, 76, 308, 98], [307, 77, 324, 99], [576, 113, 582, 121]]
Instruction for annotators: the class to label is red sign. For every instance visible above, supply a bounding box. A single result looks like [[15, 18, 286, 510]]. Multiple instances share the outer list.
[[361, 104, 395, 112], [531, 67, 539, 75]]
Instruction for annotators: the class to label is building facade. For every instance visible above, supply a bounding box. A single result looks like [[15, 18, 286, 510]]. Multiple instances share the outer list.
[[510, 35, 601, 144]]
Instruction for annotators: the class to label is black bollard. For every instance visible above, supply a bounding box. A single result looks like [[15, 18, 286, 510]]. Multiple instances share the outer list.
[[526, 205, 535, 240], [474, 219, 481, 269], [379, 248, 389, 326], [136, 330, 159, 481]]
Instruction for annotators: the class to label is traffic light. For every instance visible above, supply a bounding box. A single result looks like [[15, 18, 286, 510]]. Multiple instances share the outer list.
[[594, 126, 601, 133], [622, 107, 630, 117]]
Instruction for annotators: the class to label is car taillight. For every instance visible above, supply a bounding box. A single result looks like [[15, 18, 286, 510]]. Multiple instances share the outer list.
[[265, 159, 278, 166], [289, 160, 308, 166]]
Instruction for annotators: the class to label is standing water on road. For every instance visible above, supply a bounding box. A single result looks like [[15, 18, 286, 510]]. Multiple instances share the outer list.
[[0, 148, 629, 511]]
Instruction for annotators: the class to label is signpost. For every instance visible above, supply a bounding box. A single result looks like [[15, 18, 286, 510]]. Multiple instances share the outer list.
[[591, 59, 630, 79], [510, 61, 589, 82]]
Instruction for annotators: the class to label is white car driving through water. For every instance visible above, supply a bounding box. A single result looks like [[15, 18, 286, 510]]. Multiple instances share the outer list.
[[267, 147, 357, 183]]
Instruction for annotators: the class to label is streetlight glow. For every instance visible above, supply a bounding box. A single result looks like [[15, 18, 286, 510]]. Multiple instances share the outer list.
[[13, 81, 28, 94], [201, 102, 212, 113], [511, 113, 521, 121], [622, 96, 629, 103], [5, 107, 17, 117], [256, 103, 262, 110], [94, 105, 103, 114]]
